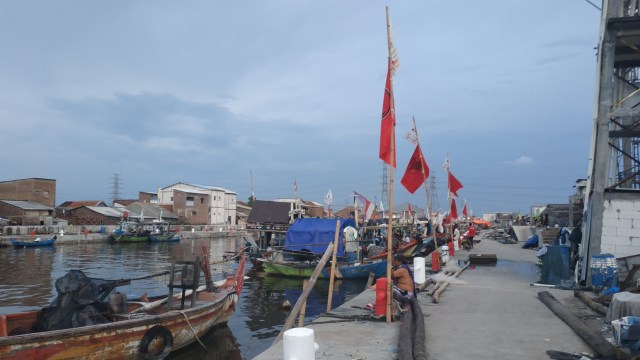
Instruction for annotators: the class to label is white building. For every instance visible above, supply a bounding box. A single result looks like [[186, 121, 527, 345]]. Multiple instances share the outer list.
[[157, 182, 237, 225]]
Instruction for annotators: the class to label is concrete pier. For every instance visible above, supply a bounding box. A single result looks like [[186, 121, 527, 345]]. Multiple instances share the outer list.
[[254, 232, 604, 359]]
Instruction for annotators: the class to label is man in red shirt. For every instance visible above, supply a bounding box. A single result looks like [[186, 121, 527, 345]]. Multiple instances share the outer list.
[[466, 223, 476, 249]]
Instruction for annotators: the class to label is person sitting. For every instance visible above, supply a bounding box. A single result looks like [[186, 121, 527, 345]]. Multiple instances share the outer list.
[[391, 254, 416, 311]]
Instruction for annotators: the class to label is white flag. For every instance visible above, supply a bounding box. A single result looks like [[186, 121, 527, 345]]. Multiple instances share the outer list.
[[379, 201, 385, 212], [324, 189, 333, 205], [404, 124, 418, 145], [388, 18, 400, 74]]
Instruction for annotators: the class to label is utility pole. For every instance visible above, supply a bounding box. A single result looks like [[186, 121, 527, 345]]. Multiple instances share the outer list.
[[429, 173, 440, 212]]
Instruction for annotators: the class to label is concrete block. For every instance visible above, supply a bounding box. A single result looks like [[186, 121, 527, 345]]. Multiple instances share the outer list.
[[612, 200, 635, 212], [618, 210, 640, 221], [601, 226, 618, 237], [601, 244, 616, 254]]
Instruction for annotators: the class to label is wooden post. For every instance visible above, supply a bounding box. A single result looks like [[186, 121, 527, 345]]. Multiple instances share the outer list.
[[327, 220, 341, 312], [538, 291, 625, 360], [298, 279, 309, 327], [274, 243, 335, 344], [385, 5, 396, 324]]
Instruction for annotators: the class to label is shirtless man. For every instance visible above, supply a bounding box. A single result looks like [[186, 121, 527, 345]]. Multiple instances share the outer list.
[[392, 255, 415, 306]]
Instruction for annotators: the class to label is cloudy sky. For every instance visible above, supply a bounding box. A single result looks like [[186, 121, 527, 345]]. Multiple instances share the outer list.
[[0, 1, 602, 216]]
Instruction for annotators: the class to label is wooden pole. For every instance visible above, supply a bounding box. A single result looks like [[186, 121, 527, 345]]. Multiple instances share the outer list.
[[385, 5, 396, 323], [327, 220, 341, 312], [538, 291, 625, 360], [298, 279, 309, 327], [412, 117, 436, 249], [274, 243, 335, 344]]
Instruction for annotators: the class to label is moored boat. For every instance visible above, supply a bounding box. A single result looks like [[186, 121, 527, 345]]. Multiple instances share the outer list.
[[10, 235, 57, 247], [0, 254, 246, 359], [260, 258, 387, 279], [148, 233, 182, 243]]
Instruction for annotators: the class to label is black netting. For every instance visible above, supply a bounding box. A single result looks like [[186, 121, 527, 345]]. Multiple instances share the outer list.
[[32, 270, 120, 332]]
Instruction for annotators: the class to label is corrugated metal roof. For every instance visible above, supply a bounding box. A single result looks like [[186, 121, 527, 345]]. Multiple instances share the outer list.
[[1, 200, 54, 211], [85, 206, 129, 217]]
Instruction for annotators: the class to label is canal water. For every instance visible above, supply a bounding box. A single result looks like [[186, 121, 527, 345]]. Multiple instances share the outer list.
[[0, 235, 367, 359]]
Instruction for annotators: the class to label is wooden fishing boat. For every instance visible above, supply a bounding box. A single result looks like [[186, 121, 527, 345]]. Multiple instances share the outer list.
[[10, 236, 57, 247], [260, 258, 387, 279], [148, 233, 182, 243], [368, 238, 419, 260], [0, 254, 246, 359], [111, 221, 151, 243]]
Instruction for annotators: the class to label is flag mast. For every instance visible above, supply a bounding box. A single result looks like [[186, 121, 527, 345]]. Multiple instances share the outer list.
[[411, 117, 437, 251], [384, 5, 395, 323]]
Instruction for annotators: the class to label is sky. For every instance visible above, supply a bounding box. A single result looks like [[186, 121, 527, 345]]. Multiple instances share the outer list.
[[0, 1, 602, 216]]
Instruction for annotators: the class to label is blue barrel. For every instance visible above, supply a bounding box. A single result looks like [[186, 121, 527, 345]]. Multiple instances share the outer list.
[[591, 254, 618, 291]]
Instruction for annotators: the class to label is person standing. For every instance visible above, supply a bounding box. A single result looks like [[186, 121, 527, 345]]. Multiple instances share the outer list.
[[466, 223, 476, 249]]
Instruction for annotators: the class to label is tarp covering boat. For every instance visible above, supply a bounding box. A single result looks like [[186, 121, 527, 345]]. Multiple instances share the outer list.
[[284, 218, 350, 257]]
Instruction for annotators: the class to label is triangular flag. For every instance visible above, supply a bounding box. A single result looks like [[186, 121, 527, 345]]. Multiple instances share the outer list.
[[324, 189, 333, 205], [462, 201, 468, 217], [354, 191, 374, 221], [448, 171, 463, 197], [401, 144, 429, 194]]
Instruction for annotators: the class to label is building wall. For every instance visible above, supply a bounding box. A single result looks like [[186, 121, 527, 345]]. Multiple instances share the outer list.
[[172, 190, 210, 225], [157, 183, 237, 225], [138, 192, 158, 204], [69, 207, 120, 225], [0, 178, 56, 207], [599, 196, 640, 258], [223, 192, 237, 225], [0, 202, 53, 225]]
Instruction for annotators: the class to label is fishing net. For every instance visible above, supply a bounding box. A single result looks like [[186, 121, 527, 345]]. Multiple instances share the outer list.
[[32, 270, 120, 332]]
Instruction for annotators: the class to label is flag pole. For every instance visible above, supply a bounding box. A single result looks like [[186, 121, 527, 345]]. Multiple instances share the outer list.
[[384, 5, 395, 324], [411, 117, 437, 251], [446, 157, 455, 249]]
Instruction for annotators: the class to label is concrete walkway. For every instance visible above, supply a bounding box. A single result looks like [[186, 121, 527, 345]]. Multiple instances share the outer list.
[[254, 232, 606, 359]]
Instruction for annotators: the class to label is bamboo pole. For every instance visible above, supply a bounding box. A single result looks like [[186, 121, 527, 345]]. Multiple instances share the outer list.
[[298, 279, 309, 327], [274, 243, 335, 344], [327, 220, 341, 312], [412, 117, 436, 250], [385, 5, 396, 323]]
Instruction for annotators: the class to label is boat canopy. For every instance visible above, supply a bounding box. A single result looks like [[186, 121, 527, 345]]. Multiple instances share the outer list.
[[284, 218, 353, 257]]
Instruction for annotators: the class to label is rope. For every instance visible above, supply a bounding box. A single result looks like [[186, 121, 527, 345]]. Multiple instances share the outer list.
[[178, 310, 208, 351], [210, 247, 245, 265]]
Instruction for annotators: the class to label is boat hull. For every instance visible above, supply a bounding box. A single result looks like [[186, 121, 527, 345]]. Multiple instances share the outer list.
[[10, 237, 56, 247], [0, 255, 246, 360], [261, 260, 387, 279], [0, 294, 237, 359], [111, 234, 149, 243], [148, 233, 182, 243]]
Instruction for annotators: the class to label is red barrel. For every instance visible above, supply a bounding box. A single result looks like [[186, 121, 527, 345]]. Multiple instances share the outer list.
[[432, 251, 440, 272], [375, 277, 390, 316]]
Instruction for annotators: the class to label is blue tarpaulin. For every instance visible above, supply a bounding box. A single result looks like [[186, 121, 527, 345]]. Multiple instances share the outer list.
[[284, 218, 348, 256]]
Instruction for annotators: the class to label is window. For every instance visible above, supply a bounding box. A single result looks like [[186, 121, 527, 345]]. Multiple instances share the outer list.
[[44, 191, 49, 198], [192, 210, 197, 216], [200, 198, 204, 204], [186, 197, 194, 206]]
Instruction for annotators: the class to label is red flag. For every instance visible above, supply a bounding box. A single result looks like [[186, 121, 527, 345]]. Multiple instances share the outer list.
[[462, 202, 468, 217], [448, 171, 463, 197], [400, 145, 429, 194], [450, 198, 458, 220], [379, 58, 396, 167]]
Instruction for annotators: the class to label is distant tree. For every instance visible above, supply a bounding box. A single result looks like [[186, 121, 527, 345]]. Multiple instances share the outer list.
[[248, 195, 255, 207]]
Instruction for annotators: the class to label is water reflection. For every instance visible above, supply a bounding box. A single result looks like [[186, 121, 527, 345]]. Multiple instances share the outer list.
[[0, 237, 366, 359]]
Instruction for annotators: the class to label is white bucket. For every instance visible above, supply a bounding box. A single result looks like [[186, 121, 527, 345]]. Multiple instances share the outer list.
[[283, 328, 318, 360], [413, 257, 426, 284], [440, 245, 449, 264]]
